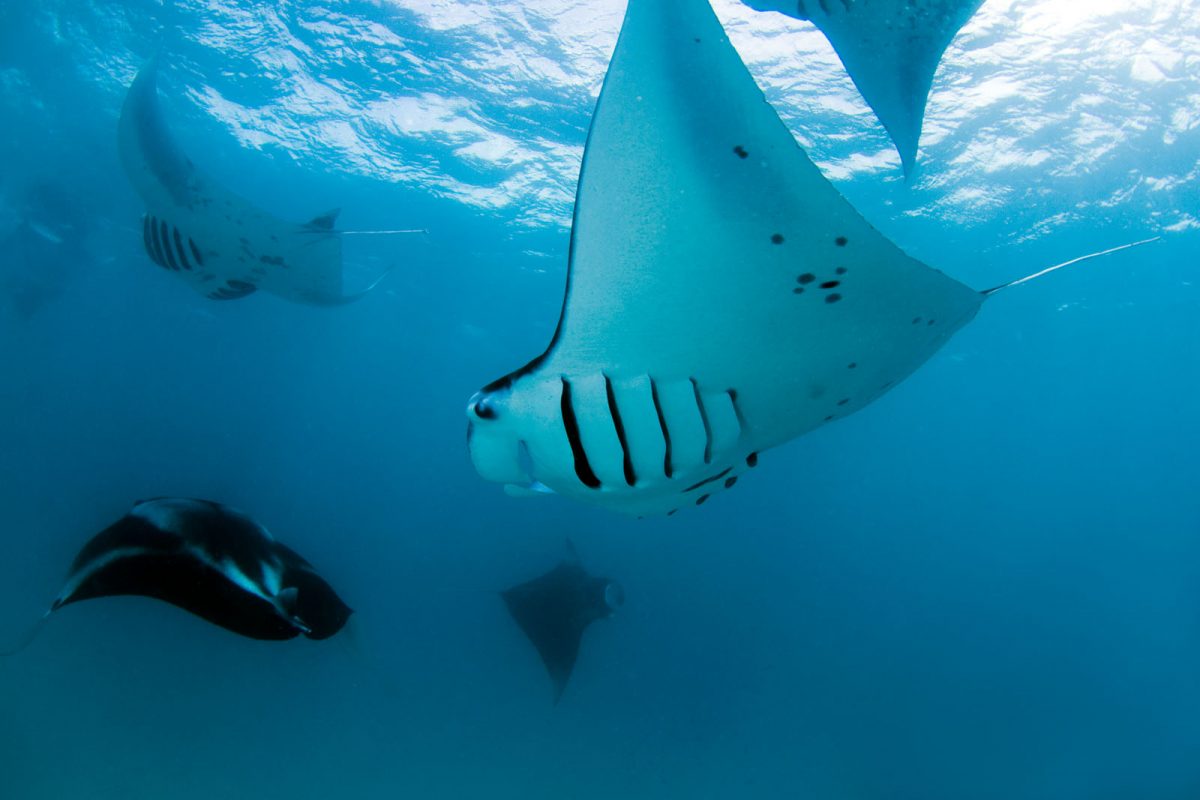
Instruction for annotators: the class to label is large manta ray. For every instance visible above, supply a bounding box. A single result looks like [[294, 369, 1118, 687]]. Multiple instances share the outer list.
[[118, 56, 388, 305], [743, 0, 985, 176], [464, 0, 1154, 518]]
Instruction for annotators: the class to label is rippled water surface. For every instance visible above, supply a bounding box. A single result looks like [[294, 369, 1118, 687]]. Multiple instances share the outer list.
[[1, 2, 1197, 799]]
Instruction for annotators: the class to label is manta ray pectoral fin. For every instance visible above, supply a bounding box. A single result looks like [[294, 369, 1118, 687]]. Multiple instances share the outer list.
[[305, 208, 341, 231], [0, 610, 52, 658], [743, 0, 985, 176], [981, 237, 1162, 297]]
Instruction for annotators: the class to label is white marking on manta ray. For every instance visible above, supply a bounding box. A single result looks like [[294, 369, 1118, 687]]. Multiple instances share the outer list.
[[117, 55, 419, 306], [128, 498, 292, 610], [742, 0, 986, 177], [129, 497, 206, 536], [463, 0, 1159, 519], [54, 547, 154, 608]]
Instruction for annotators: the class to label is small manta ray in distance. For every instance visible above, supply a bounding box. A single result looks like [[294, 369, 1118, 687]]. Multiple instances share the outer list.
[[501, 540, 624, 704], [1, 497, 352, 655], [464, 0, 1159, 518], [118, 55, 424, 305], [742, 0, 986, 177]]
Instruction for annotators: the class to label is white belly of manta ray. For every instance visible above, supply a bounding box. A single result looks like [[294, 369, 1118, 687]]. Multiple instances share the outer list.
[[464, 0, 1157, 518]]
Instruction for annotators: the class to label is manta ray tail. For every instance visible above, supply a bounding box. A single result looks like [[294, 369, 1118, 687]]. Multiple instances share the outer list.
[[338, 228, 430, 236], [982, 236, 1162, 297], [0, 610, 52, 657]]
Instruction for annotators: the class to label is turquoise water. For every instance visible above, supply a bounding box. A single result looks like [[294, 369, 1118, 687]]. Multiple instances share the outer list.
[[1, 1, 1198, 798]]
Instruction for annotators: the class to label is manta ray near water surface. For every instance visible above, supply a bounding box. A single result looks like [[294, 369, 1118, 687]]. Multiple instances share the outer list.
[[118, 56, 400, 306], [744, 0, 986, 176], [465, 0, 1157, 518]]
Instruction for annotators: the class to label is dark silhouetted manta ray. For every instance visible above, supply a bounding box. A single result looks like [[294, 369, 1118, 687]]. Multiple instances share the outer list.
[[501, 541, 624, 704], [463, 0, 1157, 518], [1, 497, 352, 655]]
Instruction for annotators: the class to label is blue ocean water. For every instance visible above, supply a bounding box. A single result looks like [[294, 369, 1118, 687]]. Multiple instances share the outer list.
[[1, 0, 1198, 797]]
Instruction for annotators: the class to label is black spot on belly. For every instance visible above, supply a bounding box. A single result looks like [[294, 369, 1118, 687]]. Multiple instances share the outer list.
[[928, 319, 937, 326], [835, 236, 848, 247], [824, 415, 834, 421], [771, 233, 784, 244], [797, 273, 815, 284], [820, 280, 840, 289], [847, 362, 857, 369], [837, 398, 849, 406], [825, 293, 842, 304], [746, 452, 758, 468], [260, 255, 286, 266], [793, 287, 805, 295], [724, 476, 738, 489], [684, 467, 731, 493], [836, 266, 847, 275], [912, 316, 923, 324], [733, 145, 748, 158], [667, 509, 677, 517], [696, 494, 710, 506]]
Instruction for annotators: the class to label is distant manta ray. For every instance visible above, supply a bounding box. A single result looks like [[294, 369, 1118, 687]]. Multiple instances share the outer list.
[[118, 56, 415, 305], [743, 0, 985, 176], [501, 540, 623, 705], [464, 0, 1157, 518]]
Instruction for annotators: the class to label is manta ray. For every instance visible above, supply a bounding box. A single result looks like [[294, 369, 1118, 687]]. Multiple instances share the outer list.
[[501, 541, 623, 704], [118, 56, 396, 305], [743, 0, 986, 176], [464, 0, 1155, 518], [2, 497, 353, 655]]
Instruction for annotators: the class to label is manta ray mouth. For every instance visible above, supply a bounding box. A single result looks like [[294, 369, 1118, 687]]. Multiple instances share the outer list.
[[515, 440, 554, 493]]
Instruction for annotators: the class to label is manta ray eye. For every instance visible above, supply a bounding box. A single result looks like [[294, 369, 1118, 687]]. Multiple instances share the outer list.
[[473, 397, 497, 420]]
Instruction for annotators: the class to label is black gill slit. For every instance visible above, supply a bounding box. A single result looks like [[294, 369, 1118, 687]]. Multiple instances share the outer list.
[[691, 378, 714, 464], [649, 379, 673, 479], [159, 220, 179, 270], [605, 375, 636, 486], [173, 227, 191, 270], [560, 378, 601, 489]]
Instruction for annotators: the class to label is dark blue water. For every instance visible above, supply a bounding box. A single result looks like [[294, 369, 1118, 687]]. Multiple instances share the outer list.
[[2, 1, 1198, 798]]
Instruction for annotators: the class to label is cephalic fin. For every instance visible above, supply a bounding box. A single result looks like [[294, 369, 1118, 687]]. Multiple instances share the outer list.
[[277, 586, 299, 611]]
